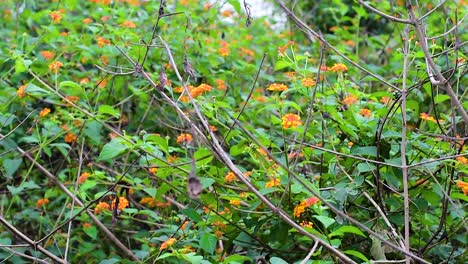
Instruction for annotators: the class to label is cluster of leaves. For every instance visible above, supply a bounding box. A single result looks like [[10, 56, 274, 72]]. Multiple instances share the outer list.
[[0, 0, 466, 263]]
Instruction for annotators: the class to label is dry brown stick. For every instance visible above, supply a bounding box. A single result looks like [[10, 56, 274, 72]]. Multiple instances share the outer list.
[[0, 216, 68, 264], [13, 145, 139, 261], [0, 245, 50, 264]]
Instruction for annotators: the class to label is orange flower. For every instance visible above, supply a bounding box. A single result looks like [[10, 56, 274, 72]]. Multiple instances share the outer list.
[[278, 41, 294, 53], [168, 155, 179, 163], [225, 172, 238, 183], [99, 55, 109, 65], [209, 125, 217, 132], [94, 201, 110, 214], [82, 17, 93, 24], [17, 84, 27, 98], [284, 71, 296, 78], [267, 83, 288, 92], [48, 61, 64, 74], [160, 238, 177, 250], [111, 196, 129, 211], [39, 108, 51, 117], [78, 172, 90, 184], [294, 196, 319, 217], [420, 112, 437, 122], [282, 113, 302, 129], [83, 222, 92, 228], [229, 199, 241, 206], [120, 20, 136, 28], [140, 197, 157, 208], [40, 51, 55, 61], [64, 95, 79, 107], [380, 96, 392, 105], [218, 47, 229, 57], [101, 16, 110, 22], [456, 156, 468, 165], [330, 63, 348, 72], [64, 132, 77, 143], [215, 79, 227, 90], [300, 221, 313, 228], [343, 94, 358, 106], [301, 78, 316, 87], [221, 10, 232, 17], [59, 31, 68, 37], [265, 178, 280, 188], [456, 181, 468, 195], [214, 230, 224, 238], [360, 108, 372, 118], [345, 40, 355, 47], [319, 65, 329, 72], [149, 167, 158, 175], [176, 133, 193, 144], [49, 11, 62, 23], [36, 198, 49, 207], [181, 220, 190, 230], [79, 77, 90, 84], [96, 36, 111, 47]]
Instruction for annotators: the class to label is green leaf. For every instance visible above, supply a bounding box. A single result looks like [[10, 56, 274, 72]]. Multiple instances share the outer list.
[[15, 57, 32, 73], [200, 177, 215, 188], [200, 233, 217, 254], [143, 187, 157, 197], [328, 225, 366, 238], [274, 60, 293, 71], [59, 81, 83, 94], [184, 252, 204, 264], [313, 215, 335, 229], [98, 105, 121, 118], [356, 163, 376, 173], [83, 226, 98, 239], [227, 0, 241, 14], [223, 254, 252, 264], [343, 249, 369, 262], [351, 146, 377, 157], [269, 257, 289, 264], [99, 258, 120, 264], [182, 208, 202, 222], [25, 83, 51, 95], [97, 139, 128, 161], [3, 158, 22, 178]]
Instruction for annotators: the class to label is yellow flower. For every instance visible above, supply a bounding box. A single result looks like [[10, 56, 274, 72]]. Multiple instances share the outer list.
[[267, 83, 288, 92], [300, 221, 313, 228], [360, 108, 372, 118], [456, 181, 468, 195], [342, 94, 358, 106], [294, 197, 319, 217], [218, 47, 229, 57], [330, 63, 348, 72], [282, 113, 302, 129], [48, 61, 64, 74], [293, 204, 306, 217], [39, 108, 51, 117], [420, 112, 436, 122], [301, 78, 316, 87], [36, 198, 49, 207], [160, 238, 177, 250], [94, 201, 110, 214], [265, 178, 280, 188], [229, 199, 241, 206], [176, 133, 193, 144]]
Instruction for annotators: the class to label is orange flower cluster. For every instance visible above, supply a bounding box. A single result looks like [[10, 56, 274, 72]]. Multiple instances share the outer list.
[[176, 133, 193, 144], [293, 196, 319, 218], [39, 108, 51, 117], [301, 78, 316, 87], [225, 172, 237, 183], [120, 20, 136, 28], [330, 63, 348, 72], [267, 83, 288, 92], [300, 221, 313, 228], [78, 172, 90, 184], [149, 167, 158, 175], [40, 51, 55, 61], [17, 84, 27, 98], [456, 156, 468, 165], [111, 196, 129, 211], [218, 40, 229, 57], [342, 94, 358, 106], [65, 95, 79, 106], [94, 201, 110, 214], [175, 83, 212, 102], [282, 113, 302, 129], [419, 112, 442, 123], [48, 61, 64, 74], [215, 79, 227, 90], [360, 108, 372, 118], [265, 178, 280, 188], [49, 11, 63, 24], [456, 181, 468, 195], [96, 36, 111, 47], [160, 238, 177, 250], [284, 71, 296, 79], [140, 197, 171, 208], [278, 40, 294, 53], [239, 47, 254, 58], [229, 199, 241, 206], [168, 155, 179, 163], [64, 132, 77, 143], [36, 198, 50, 207], [82, 18, 93, 24]]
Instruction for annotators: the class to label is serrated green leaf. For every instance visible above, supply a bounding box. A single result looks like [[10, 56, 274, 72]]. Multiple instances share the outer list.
[[313, 215, 335, 229], [98, 105, 120, 118], [97, 139, 128, 161]]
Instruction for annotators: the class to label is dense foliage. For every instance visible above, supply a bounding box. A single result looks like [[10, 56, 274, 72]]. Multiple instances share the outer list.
[[0, 0, 466, 263]]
